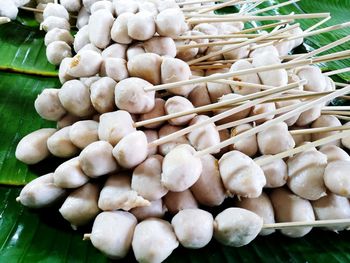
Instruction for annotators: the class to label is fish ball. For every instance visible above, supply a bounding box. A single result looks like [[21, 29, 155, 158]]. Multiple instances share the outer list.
[[229, 60, 261, 95], [251, 103, 276, 124], [324, 160, 350, 197], [34, 88, 66, 121], [165, 96, 196, 126], [46, 41, 72, 65], [47, 126, 79, 158], [76, 6, 89, 29], [53, 157, 89, 188], [90, 77, 117, 113], [113, 0, 138, 15], [156, 8, 186, 37], [296, 66, 326, 92], [127, 53, 162, 84], [69, 120, 99, 149], [0, 1, 18, 20], [296, 103, 323, 126], [126, 43, 145, 60], [67, 50, 102, 78], [206, 68, 231, 102], [319, 145, 350, 163], [311, 115, 342, 146], [158, 124, 189, 156], [223, 38, 250, 60], [144, 36, 177, 57], [73, 25, 89, 53], [100, 57, 129, 82], [230, 124, 258, 157], [61, 0, 81, 12], [127, 11, 156, 41], [88, 9, 114, 49], [111, 12, 134, 44], [255, 156, 287, 188], [43, 3, 69, 20], [44, 28, 73, 46], [41, 16, 70, 32], [131, 199, 166, 221], [102, 43, 127, 59], [163, 189, 198, 214], [144, 130, 158, 156], [275, 99, 301, 126], [90, 0, 114, 14]]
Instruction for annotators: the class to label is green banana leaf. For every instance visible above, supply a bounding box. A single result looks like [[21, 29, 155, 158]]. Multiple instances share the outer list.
[[1, 0, 350, 261]]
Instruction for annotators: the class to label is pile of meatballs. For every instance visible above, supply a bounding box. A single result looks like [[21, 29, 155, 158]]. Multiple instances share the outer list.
[[9, 0, 350, 262]]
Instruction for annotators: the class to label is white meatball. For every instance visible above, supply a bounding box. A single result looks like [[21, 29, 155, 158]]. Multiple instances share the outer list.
[[98, 110, 136, 145], [296, 103, 323, 127], [90, 0, 114, 14], [255, 156, 287, 188], [113, 0, 138, 15], [102, 43, 127, 59], [270, 188, 315, 238], [69, 120, 99, 149], [90, 77, 117, 113], [193, 23, 218, 35], [251, 103, 276, 124], [44, 28, 73, 46], [235, 193, 275, 236], [161, 144, 202, 192], [111, 12, 134, 44], [144, 36, 177, 57], [163, 189, 198, 214], [257, 122, 295, 155], [115, 77, 155, 114], [91, 211, 137, 259], [53, 157, 89, 188], [219, 151, 266, 198], [18, 173, 65, 208], [223, 38, 250, 60], [214, 208, 263, 247], [206, 68, 231, 103], [46, 40, 72, 65], [74, 25, 90, 53], [156, 8, 186, 37], [0, 1, 18, 20], [41, 16, 70, 32], [61, 0, 81, 12], [101, 57, 129, 82], [76, 6, 89, 29], [165, 96, 196, 126], [34, 89, 66, 121], [43, 3, 69, 20], [230, 124, 258, 157], [47, 126, 79, 158], [79, 141, 119, 177], [324, 160, 350, 197], [58, 79, 95, 117], [59, 183, 100, 229], [319, 145, 350, 163], [296, 66, 327, 92], [127, 53, 162, 84], [342, 122, 350, 150], [88, 9, 114, 49], [131, 199, 166, 221], [311, 115, 342, 146], [132, 219, 179, 263], [78, 43, 101, 54], [158, 124, 189, 156], [275, 99, 301, 126], [139, 98, 166, 129], [67, 50, 102, 78], [132, 155, 168, 201], [126, 43, 145, 60], [190, 154, 226, 207], [188, 82, 211, 108], [229, 60, 261, 95], [127, 11, 155, 41], [172, 209, 213, 249], [98, 173, 150, 211]]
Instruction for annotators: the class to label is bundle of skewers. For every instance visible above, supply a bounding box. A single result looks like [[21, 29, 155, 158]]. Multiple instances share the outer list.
[[4, 0, 350, 262]]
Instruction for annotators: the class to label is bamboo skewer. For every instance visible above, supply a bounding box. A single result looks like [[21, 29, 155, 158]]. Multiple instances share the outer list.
[[197, 0, 241, 14], [187, 23, 300, 65], [239, 0, 266, 14], [146, 59, 310, 92], [177, 0, 219, 6], [324, 67, 350, 76], [322, 106, 350, 111], [304, 16, 331, 33], [238, 20, 293, 34], [0, 17, 11, 25], [195, 85, 350, 157], [175, 33, 292, 41], [289, 126, 350, 135], [322, 111, 350, 116], [248, 0, 300, 15], [19, 6, 43, 13]]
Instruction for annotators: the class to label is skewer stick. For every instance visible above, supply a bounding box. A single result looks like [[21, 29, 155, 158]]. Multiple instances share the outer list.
[[239, 20, 293, 34], [187, 23, 300, 65], [239, 0, 266, 14], [186, 13, 330, 23], [291, 35, 350, 62], [197, 0, 240, 14], [83, 234, 91, 240], [256, 129, 350, 166], [0, 17, 11, 25], [249, 0, 300, 15], [212, 79, 275, 90], [263, 219, 350, 230], [334, 115, 350, 121], [290, 126, 350, 135], [19, 6, 43, 13], [196, 85, 350, 157], [322, 106, 350, 111], [335, 82, 349, 87], [304, 16, 331, 33], [177, 0, 219, 6], [175, 33, 291, 41], [313, 50, 350, 64], [324, 67, 350, 76], [322, 111, 350, 116], [148, 82, 304, 147], [146, 59, 310, 92], [137, 81, 303, 128]]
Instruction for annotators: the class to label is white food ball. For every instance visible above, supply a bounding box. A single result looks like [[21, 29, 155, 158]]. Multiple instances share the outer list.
[[78, 43, 101, 54], [205, 68, 231, 103], [193, 23, 218, 35], [257, 122, 295, 155], [34, 88, 66, 121], [157, 0, 179, 12], [58, 79, 95, 117], [219, 150, 266, 198], [91, 211, 137, 259], [61, 0, 82, 12], [56, 114, 82, 129], [176, 39, 198, 61], [113, 0, 138, 15], [251, 103, 276, 124], [100, 57, 129, 82], [214, 94, 251, 124], [18, 173, 66, 208], [67, 50, 103, 78], [69, 120, 99, 149], [132, 219, 179, 263], [53, 157, 89, 188], [188, 81, 211, 108], [79, 141, 119, 177], [47, 126, 79, 158], [139, 98, 166, 129], [126, 43, 145, 60], [112, 131, 149, 169], [44, 28, 73, 46], [249, 45, 279, 58], [270, 188, 315, 238], [223, 38, 250, 60], [324, 160, 350, 197], [255, 156, 287, 188], [43, 3, 69, 20], [76, 6, 89, 29], [229, 60, 261, 95], [114, 77, 155, 114], [311, 115, 342, 146], [156, 8, 186, 37], [235, 193, 275, 236], [158, 124, 189, 156], [342, 122, 350, 150], [102, 43, 127, 59], [15, 128, 57, 164], [161, 57, 193, 96], [127, 53, 162, 84], [88, 9, 114, 49], [111, 12, 134, 44], [296, 103, 323, 126], [46, 40, 72, 65], [83, 0, 100, 12], [190, 154, 226, 207], [319, 145, 350, 163], [161, 144, 202, 192], [144, 36, 177, 57], [164, 96, 196, 126], [90, 77, 117, 113], [230, 124, 258, 157], [59, 183, 100, 229], [41, 16, 70, 32], [187, 115, 220, 152], [214, 208, 263, 247], [90, 0, 114, 14], [138, 1, 158, 16], [0, 1, 18, 20], [164, 189, 198, 214], [131, 155, 168, 201], [131, 199, 166, 221], [98, 173, 150, 211], [312, 193, 350, 231], [172, 209, 213, 249], [296, 66, 327, 92], [128, 11, 156, 41], [74, 25, 90, 53], [144, 129, 159, 157], [98, 110, 136, 145], [275, 99, 301, 126]]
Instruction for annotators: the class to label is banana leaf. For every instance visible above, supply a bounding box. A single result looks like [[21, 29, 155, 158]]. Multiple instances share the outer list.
[[1, 0, 350, 262]]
